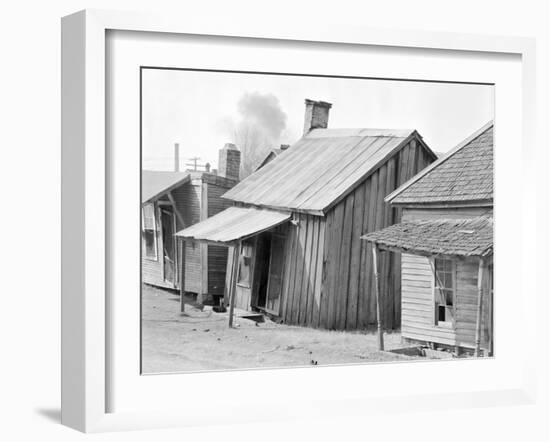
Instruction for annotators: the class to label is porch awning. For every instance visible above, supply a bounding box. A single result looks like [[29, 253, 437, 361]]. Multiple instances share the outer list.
[[361, 217, 493, 257], [175, 206, 291, 244]]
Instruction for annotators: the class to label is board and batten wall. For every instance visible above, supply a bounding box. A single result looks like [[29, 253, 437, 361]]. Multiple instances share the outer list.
[[281, 137, 435, 330], [400, 207, 493, 349]]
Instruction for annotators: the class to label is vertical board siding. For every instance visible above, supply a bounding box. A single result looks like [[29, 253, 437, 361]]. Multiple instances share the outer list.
[[312, 137, 435, 331], [455, 259, 481, 348], [319, 211, 333, 328], [305, 219, 320, 326], [281, 221, 296, 319], [312, 218, 325, 327], [336, 194, 355, 329], [220, 137, 435, 330], [280, 214, 327, 327], [345, 184, 366, 330]]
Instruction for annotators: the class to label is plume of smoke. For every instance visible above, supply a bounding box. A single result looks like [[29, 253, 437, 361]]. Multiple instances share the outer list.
[[231, 92, 288, 178]]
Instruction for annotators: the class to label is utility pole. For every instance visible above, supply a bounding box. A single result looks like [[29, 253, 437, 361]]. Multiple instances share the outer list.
[[185, 157, 201, 171]]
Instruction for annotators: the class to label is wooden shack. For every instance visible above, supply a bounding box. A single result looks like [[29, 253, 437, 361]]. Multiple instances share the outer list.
[[176, 99, 437, 330], [363, 121, 494, 355], [141, 145, 240, 303]]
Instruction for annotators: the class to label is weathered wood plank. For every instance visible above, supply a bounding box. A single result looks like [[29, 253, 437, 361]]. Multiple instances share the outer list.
[[312, 218, 325, 328], [319, 211, 334, 328], [305, 217, 320, 326], [335, 193, 355, 329], [346, 185, 366, 330], [282, 221, 298, 322], [299, 216, 315, 325], [374, 164, 388, 327], [326, 204, 345, 329], [357, 177, 373, 329], [291, 215, 308, 324], [366, 170, 380, 326]]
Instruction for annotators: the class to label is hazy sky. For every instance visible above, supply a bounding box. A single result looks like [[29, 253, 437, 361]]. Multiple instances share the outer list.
[[142, 68, 494, 171]]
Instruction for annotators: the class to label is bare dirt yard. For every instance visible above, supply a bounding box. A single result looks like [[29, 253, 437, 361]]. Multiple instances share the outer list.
[[141, 284, 417, 373]]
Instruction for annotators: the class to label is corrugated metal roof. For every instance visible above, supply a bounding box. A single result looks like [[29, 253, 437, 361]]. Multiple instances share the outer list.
[[174, 206, 291, 243], [223, 128, 427, 214], [362, 217, 493, 257], [142, 170, 191, 204], [387, 122, 493, 205]]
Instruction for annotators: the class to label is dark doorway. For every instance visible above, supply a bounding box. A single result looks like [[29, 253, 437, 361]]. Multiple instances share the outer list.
[[161, 208, 176, 285], [254, 233, 272, 309]]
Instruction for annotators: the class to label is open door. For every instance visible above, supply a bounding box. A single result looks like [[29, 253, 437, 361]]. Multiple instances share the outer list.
[[161, 208, 176, 285]]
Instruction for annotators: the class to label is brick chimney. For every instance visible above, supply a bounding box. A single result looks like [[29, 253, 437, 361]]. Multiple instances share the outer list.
[[218, 143, 241, 181], [303, 99, 332, 135]]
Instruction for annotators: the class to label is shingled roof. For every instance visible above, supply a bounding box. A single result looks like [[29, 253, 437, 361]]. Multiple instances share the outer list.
[[362, 217, 493, 257], [223, 128, 435, 215], [386, 121, 493, 206]]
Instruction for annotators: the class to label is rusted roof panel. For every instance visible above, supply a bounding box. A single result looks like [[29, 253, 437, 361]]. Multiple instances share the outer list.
[[362, 217, 493, 257], [175, 206, 291, 243], [223, 128, 425, 214]]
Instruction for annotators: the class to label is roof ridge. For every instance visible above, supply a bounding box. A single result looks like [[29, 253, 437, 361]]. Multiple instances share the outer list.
[[305, 127, 416, 139], [385, 120, 493, 204]]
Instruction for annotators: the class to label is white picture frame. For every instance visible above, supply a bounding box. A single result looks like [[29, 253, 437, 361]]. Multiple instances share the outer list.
[[61, 9, 537, 433]]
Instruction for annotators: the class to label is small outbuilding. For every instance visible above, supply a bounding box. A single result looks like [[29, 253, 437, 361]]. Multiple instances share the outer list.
[[176, 99, 437, 330], [362, 121, 494, 355], [141, 145, 240, 303]]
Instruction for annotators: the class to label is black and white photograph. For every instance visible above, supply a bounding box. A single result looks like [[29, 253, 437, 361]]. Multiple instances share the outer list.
[[140, 68, 494, 373]]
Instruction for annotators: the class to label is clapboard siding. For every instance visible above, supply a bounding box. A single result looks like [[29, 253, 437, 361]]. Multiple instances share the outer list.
[[400, 219, 492, 350], [141, 202, 177, 289], [143, 175, 237, 296], [280, 137, 433, 330], [400, 253, 456, 344], [172, 182, 202, 293], [400, 207, 493, 348]]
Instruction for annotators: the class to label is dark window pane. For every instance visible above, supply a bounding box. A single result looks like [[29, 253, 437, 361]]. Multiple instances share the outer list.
[[445, 290, 453, 306], [438, 305, 446, 322], [144, 229, 156, 258]]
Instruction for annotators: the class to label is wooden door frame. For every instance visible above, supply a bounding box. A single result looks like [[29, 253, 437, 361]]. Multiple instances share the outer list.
[[159, 203, 177, 287], [264, 231, 285, 316]]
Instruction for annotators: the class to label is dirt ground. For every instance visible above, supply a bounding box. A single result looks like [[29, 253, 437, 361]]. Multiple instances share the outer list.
[[141, 284, 417, 374]]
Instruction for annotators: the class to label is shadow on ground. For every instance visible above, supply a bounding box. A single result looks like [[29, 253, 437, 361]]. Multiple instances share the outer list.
[[34, 408, 61, 423]]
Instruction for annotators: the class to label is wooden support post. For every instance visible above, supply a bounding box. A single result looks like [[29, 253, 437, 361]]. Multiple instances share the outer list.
[[474, 257, 487, 357], [371, 244, 384, 351], [179, 238, 186, 313], [228, 242, 240, 328]]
